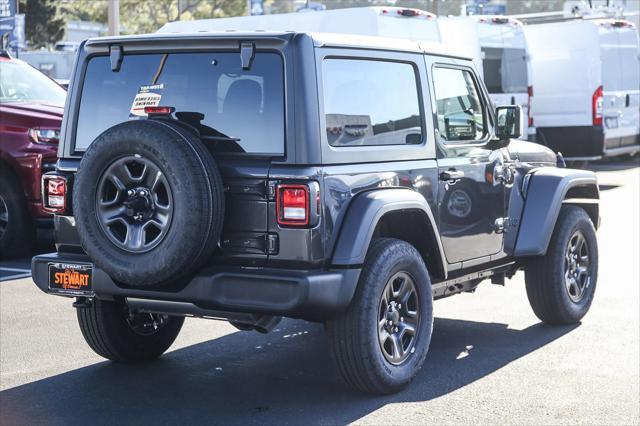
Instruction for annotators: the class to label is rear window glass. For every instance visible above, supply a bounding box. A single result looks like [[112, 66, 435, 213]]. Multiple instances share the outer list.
[[322, 59, 423, 147], [481, 47, 528, 94], [75, 52, 284, 154]]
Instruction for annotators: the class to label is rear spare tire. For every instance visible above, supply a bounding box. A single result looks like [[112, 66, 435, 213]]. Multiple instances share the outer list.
[[73, 119, 224, 287]]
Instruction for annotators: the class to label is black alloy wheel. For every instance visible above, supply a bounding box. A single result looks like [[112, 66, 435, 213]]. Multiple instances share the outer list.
[[378, 271, 420, 365], [564, 230, 591, 303], [72, 119, 224, 287], [125, 311, 171, 336], [96, 155, 173, 253], [525, 205, 598, 325], [326, 238, 433, 394]]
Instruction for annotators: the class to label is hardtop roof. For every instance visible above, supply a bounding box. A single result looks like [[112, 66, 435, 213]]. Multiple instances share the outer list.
[[84, 30, 472, 60]]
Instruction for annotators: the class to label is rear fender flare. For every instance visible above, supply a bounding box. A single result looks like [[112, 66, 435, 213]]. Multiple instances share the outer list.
[[514, 168, 599, 257], [330, 188, 447, 278]]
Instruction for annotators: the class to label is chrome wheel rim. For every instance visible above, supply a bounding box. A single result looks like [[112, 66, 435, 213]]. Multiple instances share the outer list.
[[564, 230, 590, 303], [0, 195, 7, 240], [378, 271, 420, 365], [95, 155, 173, 253]]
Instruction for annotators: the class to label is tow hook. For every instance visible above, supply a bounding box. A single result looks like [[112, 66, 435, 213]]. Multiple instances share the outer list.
[[72, 297, 93, 309]]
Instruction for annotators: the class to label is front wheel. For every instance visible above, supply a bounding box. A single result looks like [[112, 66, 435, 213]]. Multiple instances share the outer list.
[[0, 168, 34, 259], [77, 299, 184, 362], [524, 206, 598, 324], [326, 238, 433, 394]]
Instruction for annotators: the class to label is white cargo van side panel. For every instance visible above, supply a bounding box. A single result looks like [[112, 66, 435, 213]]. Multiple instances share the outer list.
[[526, 22, 601, 128], [615, 27, 640, 140]]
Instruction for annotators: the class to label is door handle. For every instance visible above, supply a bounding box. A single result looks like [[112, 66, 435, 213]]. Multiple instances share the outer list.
[[440, 169, 465, 181]]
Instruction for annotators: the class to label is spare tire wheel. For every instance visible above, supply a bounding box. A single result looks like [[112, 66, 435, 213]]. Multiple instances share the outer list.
[[73, 119, 224, 287]]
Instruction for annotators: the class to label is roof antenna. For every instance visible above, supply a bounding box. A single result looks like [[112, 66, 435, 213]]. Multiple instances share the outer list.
[[240, 41, 255, 70]]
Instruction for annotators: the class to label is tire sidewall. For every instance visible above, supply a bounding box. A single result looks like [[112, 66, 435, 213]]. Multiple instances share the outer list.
[[363, 240, 434, 389], [74, 120, 221, 286], [550, 207, 599, 321], [0, 169, 33, 258]]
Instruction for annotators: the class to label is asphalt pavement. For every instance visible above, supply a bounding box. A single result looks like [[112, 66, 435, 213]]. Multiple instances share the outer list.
[[1, 160, 638, 425]]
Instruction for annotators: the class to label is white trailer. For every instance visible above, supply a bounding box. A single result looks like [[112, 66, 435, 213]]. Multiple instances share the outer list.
[[524, 18, 640, 159]]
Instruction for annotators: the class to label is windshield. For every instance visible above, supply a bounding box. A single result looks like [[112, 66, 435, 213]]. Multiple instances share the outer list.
[[0, 60, 67, 106], [75, 52, 284, 154]]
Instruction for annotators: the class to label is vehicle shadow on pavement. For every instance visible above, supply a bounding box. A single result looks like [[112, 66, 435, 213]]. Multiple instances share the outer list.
[[588, 159, 639, 172], [0, 317, 577, 426]]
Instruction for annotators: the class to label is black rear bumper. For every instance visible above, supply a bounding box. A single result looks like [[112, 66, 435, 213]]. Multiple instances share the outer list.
[[31, 252, 360, 321], [537, 126, 640, 159], [536, 126, 605, 159]]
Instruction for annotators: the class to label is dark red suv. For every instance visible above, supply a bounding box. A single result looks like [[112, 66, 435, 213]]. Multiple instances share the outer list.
[[0, 52, 66, 258]]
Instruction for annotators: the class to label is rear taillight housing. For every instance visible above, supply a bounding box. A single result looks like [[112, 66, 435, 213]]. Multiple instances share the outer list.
[[276, 184, 309, 227], [592, 85, 603, 126], [527, 85, 534, 127], [42, 174, 68, 213]]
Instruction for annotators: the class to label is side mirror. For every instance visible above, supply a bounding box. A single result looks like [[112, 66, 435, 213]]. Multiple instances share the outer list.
[[495, 105, 523, 142]]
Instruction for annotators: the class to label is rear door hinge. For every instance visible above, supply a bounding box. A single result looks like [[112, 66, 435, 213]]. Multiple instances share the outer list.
[[266, 233, 279, 255], [266, 180, 277, 200]]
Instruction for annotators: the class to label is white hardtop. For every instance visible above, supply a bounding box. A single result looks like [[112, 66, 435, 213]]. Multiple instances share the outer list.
[[159, 7, 441, 42]]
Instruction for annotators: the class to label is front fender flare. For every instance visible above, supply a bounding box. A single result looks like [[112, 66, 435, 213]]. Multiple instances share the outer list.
[[514, 168, 599, 257], [330, 188, 447, 277]]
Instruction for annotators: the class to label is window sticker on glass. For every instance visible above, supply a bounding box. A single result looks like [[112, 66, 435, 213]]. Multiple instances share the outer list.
[[129, 84, 164, 118]]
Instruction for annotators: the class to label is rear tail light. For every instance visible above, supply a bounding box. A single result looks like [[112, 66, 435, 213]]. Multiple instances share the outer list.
[[276, 184, 309, 226], [42, 174, 68, 213], [144, 106, 175, 116], [527, 85, 534, 127], [592, 86, 603, 126]]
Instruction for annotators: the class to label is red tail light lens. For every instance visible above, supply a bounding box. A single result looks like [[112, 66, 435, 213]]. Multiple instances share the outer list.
[[42, 175, 67, 213], [144, 106, 175, 115], [592, 85, 603, 126], [277, 184, 309, 226], [527, 85, 534, 127]]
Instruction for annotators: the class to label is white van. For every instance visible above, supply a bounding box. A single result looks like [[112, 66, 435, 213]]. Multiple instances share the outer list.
[[524, 19, 640, 159], [438, 16, 533, 140], [160, 7, 441, 42]]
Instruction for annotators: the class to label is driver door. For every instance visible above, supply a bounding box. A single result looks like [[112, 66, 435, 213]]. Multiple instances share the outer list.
[[429, 62, 506, 265]]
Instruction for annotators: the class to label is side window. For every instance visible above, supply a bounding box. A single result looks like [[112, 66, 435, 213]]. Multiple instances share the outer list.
[[322, 58, 423, 147], [432, 67, 486, 143]]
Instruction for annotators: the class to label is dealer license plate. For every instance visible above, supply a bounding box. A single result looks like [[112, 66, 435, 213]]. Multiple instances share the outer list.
[[48, 262, 93, 295]]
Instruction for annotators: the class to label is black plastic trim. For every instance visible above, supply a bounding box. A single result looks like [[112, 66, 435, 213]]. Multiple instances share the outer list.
[[32, 252, 360, 321], [514, 168, 599, 257], [330, 188, 447, 277]]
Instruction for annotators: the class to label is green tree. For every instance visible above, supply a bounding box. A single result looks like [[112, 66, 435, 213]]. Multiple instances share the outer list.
[[61, 0, 248, 35], [19, 0, 65, 48]]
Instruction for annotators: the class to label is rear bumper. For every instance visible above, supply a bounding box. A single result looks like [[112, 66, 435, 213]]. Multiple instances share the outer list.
[[31, 252, 360, 320]]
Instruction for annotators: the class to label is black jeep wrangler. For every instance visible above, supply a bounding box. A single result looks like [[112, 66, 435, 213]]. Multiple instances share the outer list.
[[32, 31, 600, 394]]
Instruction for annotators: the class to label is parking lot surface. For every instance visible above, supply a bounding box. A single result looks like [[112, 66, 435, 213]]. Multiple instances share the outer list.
[[1, 161, 638, 425]]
